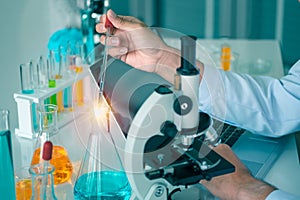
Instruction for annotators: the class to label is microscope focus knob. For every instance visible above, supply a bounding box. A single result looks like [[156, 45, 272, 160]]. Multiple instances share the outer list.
[[173, 95, 193, 115], [160, 121, 178, 138]]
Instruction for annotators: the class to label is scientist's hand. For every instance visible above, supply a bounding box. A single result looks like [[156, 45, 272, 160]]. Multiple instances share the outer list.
[[200, 144, 276, 200], [96, 9, 181, 83]]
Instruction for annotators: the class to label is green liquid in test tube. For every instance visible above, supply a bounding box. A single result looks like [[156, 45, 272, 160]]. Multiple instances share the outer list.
[[47, 52, 57, 105]]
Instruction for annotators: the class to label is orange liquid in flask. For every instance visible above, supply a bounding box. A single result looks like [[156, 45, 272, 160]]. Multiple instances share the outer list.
[[16, 179, 32, 200], [31, 146, 73, 185]]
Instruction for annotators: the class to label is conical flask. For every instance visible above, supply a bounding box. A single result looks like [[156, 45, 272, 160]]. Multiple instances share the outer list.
[[31, 104, 73, 185], [74, 125, 131, 199]]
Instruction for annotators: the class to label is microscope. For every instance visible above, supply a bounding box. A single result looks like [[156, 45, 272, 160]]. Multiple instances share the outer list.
[[90, 35, 235, 199]]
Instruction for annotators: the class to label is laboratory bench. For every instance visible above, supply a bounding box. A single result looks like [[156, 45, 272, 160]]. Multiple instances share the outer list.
[[11, 38, 300, 199]]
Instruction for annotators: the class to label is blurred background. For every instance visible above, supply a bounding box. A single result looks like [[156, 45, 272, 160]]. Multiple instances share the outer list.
[[1, 0, 300, 130]]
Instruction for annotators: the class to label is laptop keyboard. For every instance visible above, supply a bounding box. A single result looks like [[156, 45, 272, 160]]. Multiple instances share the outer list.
[[212, 119, 247, 147]]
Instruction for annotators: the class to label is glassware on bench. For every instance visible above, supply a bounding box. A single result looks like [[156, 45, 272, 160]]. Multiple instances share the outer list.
[[31, 104, 73, 185], [30, 163, 57, 200], [20, 62, 34, 94], [0, 109, 16, 199], [74, 115, 131, 200]]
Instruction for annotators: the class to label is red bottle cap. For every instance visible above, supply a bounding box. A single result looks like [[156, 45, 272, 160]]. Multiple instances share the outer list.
[[42, 141, 53, 161], [105, 17, 114, 29]]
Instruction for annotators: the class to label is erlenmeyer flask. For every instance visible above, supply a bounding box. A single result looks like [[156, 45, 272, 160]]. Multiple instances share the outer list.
[[31, 104, 73, 185], [74, 129, 131, 199]]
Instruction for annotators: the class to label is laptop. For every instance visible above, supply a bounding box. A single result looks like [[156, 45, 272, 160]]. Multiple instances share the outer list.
[[89, 56, 285, 180]]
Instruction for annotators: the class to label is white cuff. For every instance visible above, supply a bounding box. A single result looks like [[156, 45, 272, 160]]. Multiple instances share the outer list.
[[265, 190, 300, 200]]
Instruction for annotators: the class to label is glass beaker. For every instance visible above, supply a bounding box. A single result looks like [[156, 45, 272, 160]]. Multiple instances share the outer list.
[[0, 109, 16, 199], [31, 104, 73, 185], [15, 166, 32, 200], [30, 163, 57, 200], [74, 130, 131, 200]]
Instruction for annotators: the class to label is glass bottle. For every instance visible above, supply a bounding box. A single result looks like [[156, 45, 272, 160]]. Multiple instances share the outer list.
[[220, 44, 231, 71], [31, 104, 73, 185], [74, 119, 131, 199], [0, 109, 16, 199]]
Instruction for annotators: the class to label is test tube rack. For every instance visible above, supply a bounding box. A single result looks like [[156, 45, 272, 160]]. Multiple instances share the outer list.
[[14, 66, 95, 139]]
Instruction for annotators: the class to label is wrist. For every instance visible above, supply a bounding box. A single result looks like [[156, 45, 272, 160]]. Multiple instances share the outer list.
[[237, 177, 276, 200], [156, 46, 181, 83]]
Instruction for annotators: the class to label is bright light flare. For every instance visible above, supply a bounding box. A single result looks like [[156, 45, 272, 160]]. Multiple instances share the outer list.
[[93, 102, 108, 119]]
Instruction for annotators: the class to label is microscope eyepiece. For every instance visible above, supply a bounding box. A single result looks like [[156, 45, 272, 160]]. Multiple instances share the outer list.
[[177, 36, 199, 76]]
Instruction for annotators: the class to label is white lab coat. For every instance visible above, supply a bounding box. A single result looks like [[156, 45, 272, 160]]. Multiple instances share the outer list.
[[199, 60, 300, 199], [199, 60, 300, 137]]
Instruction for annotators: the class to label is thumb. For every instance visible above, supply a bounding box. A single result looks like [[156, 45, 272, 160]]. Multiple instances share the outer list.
[[107, 9, 146, 31]]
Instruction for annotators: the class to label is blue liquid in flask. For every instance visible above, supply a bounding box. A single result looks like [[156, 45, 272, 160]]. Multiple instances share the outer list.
[[0, 130, 16, 199], [74, 171, 131, 200]]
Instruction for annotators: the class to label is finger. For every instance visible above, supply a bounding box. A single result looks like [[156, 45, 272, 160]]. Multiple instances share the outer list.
[[96, 15, 109, 33], [99, 35, 120, 46], [107, 9, 147, 31], [96, 23, 105, 33], [108, 47, 128, 57], [99, 14, 105, 23], [213, 144, 248, 171]]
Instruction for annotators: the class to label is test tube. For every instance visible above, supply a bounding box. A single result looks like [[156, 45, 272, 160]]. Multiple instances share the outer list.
[[56, 46, 64, 112], [67, 42, 77, 71], [20, 60, 39, 130], [47, 52, 57, 105], [61, 43, 74, 111], [75, 42, 84, 106], [37, 56, 48, 90], [20, 62, 34, 94], [220, 44, 231, 71]]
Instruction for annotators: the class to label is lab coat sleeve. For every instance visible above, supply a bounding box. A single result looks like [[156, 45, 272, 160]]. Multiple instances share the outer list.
[[265, 190, 300, 200], [198, 60, 300, 137]]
